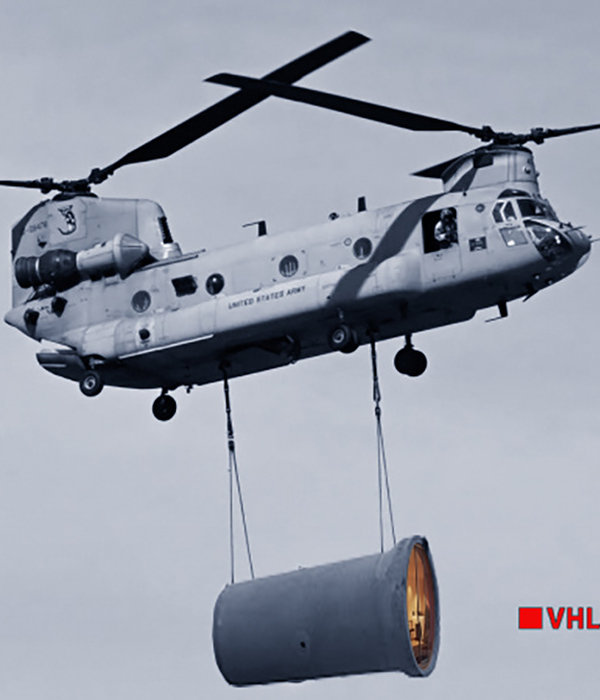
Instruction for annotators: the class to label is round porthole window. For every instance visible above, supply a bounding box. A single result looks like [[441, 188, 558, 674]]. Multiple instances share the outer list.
[[131, 290, 151, 313], [353, 237, 373, 260], [279, 255, 299, 278], [206, 273, 225, 295]]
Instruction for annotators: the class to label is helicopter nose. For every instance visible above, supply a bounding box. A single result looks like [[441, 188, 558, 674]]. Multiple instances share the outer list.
[[569, 227, 591, 265], [576, 248, 591, 269], [559, 224, 591, 267]]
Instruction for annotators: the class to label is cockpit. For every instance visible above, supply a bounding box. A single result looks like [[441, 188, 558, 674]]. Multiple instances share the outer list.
[[491, 188, 588, 265]]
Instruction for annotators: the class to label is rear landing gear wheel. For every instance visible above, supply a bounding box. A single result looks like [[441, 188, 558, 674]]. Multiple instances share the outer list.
[[328, 324, 359, 354], [79, 370, 103, 397], [152, 393, 177, 421], [394, 337, 427, 377]]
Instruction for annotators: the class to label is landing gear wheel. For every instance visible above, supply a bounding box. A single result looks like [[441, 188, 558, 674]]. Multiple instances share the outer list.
[[328, 324, 358, 354], [152, 394, 177, 421], [394, 347, 428, 377], [79, 370, 103, 397]]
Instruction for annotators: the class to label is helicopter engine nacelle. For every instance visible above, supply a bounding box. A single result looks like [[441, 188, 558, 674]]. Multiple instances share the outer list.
[[14, 233, 149, 291], [15, 249, 78, 291]]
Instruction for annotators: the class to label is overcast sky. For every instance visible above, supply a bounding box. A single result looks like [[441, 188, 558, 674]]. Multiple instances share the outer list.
[[2, 1, 600, 699]]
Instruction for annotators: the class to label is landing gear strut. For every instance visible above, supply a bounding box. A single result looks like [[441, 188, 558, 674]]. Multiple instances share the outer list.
[[394, 335, 427, 377], [152, 392, 177, 421]]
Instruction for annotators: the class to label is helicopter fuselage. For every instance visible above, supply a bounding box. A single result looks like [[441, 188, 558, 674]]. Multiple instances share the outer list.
[[5, 147, 591, 393], [2, 31, 598, 419]]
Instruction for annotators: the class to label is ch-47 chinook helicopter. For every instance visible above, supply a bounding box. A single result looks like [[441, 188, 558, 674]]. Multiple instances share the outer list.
[[3, 31, 596, 420]]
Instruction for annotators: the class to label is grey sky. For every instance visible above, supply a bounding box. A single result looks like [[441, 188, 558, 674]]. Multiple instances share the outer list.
[[1, 1, 600, 698]]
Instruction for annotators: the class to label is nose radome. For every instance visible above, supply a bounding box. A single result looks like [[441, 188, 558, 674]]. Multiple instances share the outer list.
[[570, 228, 591, 259], [560, 224, 591, 263]]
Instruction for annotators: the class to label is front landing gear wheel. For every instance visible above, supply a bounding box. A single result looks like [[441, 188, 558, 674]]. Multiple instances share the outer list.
[[152, 394, 177, 421], [328, 324, 358, 354], [79, 370, 103, 397], [394, 346, 428, 377]]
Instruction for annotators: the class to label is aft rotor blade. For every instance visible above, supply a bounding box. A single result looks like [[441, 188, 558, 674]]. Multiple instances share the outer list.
[[205, 74, 485, 138], [0, 179, 53, 190], [0, 178, 67, 193], [98, 31, 370, 179]]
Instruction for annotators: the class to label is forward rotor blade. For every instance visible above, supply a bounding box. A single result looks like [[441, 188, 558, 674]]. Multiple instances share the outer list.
[[97, 31, 370, 180], [527, 123, 600, 143], [205, 73, 485, 138]]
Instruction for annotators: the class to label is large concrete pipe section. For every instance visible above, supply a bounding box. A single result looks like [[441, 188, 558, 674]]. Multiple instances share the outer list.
[[213, 536, 439, 686]]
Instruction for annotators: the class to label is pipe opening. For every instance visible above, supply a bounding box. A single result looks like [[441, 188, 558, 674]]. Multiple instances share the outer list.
[[406, 543, 437, 670]]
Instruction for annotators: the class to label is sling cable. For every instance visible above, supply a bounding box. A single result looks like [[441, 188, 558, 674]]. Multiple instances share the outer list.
[[221, 364, 254, 584], [369, 334, 397, 552]]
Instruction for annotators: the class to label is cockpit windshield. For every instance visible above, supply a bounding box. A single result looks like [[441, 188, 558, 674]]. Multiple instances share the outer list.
[[517, 198, 557, 220], [493, 196, 557, 224]]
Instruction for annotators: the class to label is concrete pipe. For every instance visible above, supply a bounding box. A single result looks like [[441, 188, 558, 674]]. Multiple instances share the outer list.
[[213, 535, 439, 686]]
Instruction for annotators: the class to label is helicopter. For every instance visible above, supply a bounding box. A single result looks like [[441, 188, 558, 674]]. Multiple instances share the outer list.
[[3, 31, 596, 421]]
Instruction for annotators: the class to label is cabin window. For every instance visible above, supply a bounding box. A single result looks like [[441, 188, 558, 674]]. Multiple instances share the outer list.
[[422, 207, 458, 253], [279, 255, 299, 278], [206, 273, 225, 295], [172, 275, 198, 296], [353, 237, 373, 260], [131, 290, 151, 312]]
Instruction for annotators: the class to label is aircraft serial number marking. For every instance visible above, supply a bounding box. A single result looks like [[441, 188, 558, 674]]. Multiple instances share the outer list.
[[228, 285, 306, 310]]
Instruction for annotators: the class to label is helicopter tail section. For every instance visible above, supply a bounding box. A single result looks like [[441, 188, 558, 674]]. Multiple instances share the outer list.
[[8, 196, 176, 308]]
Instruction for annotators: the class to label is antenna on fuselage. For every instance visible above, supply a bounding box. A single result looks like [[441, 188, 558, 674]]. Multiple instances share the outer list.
[[243, 220, 267, 237]]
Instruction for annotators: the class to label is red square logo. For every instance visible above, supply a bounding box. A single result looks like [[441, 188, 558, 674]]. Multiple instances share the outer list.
[[519, 607, 543, 629]]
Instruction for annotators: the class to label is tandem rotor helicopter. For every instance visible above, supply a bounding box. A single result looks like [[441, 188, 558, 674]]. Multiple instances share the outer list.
[[4, 31, 597, 420]]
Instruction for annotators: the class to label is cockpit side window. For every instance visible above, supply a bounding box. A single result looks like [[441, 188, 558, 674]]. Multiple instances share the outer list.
[[525, 221, 572, 262], [494, 199, 528, 247], [493, 200, 517, 223], [499, 226, 528, 247], [504, 201, 517, 220]]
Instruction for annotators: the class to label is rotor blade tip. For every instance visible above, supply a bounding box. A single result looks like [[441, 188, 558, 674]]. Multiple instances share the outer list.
[[346, 30, 371, 42]]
